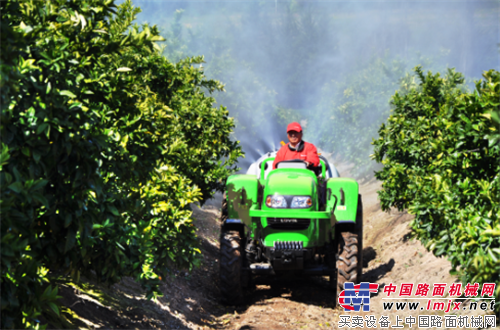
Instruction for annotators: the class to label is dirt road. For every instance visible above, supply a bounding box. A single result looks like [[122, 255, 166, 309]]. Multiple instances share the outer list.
[[59, 178, 498, 329]]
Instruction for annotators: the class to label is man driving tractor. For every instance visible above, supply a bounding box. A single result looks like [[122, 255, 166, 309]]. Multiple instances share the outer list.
[[220, 121, 362, 305], [272, 122, 320, 169]]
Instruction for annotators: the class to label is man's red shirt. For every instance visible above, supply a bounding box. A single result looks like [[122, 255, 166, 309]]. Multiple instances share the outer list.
[[272, 141, 320, 169]]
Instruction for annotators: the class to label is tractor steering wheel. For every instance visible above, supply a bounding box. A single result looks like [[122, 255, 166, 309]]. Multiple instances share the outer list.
[[275, 159, 310, 169], [275, 159, 324, 177]]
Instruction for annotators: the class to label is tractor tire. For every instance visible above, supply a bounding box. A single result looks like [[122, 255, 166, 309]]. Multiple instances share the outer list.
[[336, 232, 360, 290], [336, 194, 363, 293], [220, 230, 244, 305]]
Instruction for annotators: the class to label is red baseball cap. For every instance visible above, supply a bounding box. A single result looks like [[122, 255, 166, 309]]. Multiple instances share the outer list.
[[287, 122, 302, 133]]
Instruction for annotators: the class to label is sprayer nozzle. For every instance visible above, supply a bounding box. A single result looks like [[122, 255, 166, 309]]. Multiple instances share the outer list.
[[280, 141, 286, 146]]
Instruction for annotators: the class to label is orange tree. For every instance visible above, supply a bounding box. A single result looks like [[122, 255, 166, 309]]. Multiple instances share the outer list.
[[0, 0, 242, 328], [373, 67, 500, 309]]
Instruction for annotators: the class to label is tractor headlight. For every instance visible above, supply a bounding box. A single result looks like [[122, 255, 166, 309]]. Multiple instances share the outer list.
[[266, 195, 287, 208], [291, 196, 312, 208]]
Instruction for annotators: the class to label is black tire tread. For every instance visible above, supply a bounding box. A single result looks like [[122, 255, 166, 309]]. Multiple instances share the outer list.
[[220, 193, 228, 222], [336, 194, 363, 293], [337, 232, 359, 291], [219, 230, 243, 305]]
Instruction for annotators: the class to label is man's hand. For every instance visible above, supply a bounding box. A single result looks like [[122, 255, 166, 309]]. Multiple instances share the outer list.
[[305, 161, 310, 167]]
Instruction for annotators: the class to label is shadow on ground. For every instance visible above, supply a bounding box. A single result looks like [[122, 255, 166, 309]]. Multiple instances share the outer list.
[[57, 194, 399, 330], [168, 244, 396, 329]]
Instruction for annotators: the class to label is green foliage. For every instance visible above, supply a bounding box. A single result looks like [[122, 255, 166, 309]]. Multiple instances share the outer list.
[[0, 0, 242, 328], [373, 67, 500, 309]]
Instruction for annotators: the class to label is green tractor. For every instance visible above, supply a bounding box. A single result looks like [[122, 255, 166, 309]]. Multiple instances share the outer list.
[[219, 152, 363, 304]]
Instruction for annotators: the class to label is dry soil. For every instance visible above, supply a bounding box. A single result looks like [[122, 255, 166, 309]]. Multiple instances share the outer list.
[[58, 173, 498, 329]]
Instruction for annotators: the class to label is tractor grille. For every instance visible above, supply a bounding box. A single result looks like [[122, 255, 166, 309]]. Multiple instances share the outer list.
[[274, 241, 304, 250], [267, 218, 310, 230]]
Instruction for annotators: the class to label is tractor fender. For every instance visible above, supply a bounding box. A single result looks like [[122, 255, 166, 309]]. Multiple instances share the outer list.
[[225, 174, 260, 228], [326, 177, 359, 226]]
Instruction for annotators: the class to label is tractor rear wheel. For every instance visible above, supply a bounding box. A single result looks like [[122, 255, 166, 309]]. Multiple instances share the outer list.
[[220, 230, 244, 305], [336, 194, 363, 293]]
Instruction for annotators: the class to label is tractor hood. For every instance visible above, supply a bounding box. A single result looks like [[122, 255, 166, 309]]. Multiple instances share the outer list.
[[264, 169, 316, 197]]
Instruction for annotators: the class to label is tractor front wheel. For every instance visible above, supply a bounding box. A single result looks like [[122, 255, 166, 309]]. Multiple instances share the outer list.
[[219, 230, 244, 305]]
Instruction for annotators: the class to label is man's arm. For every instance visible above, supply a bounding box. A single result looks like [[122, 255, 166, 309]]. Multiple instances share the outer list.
[[305, 143, 320, 167]]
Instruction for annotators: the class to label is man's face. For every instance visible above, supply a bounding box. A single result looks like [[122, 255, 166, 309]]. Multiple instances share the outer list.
[[287, 130, 302, 145]]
